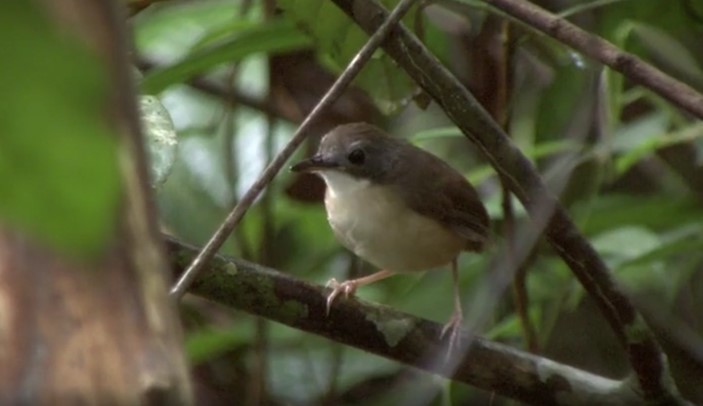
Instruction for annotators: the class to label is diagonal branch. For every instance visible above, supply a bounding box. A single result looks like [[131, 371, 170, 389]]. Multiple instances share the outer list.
[[483, 0, 703, 119], [167, 237, 651, 406], [169, 0, 419, 299], [329, 0, 687, 402]]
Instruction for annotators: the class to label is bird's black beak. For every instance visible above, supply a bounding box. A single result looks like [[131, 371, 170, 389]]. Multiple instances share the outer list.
[[290, 155, 338, 173]]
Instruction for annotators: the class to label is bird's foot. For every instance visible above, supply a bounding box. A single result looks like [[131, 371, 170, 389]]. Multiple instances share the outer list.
[[440, 311, 463, 359], [325, 278, 358, 316]]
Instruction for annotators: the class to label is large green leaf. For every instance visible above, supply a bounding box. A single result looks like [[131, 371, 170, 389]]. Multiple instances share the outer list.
[[620, 225, 703, 269], [578, 195, 700, 236], [592, 225, 661, 266], [141, 19, 312, 94], [134, 0, 245, 59], [277, 0, 418, 113], [0, 3, 120, 258], [592, 224, 703, 299]]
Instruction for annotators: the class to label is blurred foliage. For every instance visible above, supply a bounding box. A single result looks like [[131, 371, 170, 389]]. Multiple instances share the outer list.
[[132, 0, 703, 404], [276, 0, 419, 113], [0, 2, 120, 259], [142, 18, 312, 93]]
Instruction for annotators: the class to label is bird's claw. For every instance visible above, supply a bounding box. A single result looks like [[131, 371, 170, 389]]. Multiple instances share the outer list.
[[325, 278, 357, 316], [440, 313, 463, 359]]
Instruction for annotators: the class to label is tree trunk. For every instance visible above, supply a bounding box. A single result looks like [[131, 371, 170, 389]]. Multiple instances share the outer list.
[[0, 1, 192, 403]]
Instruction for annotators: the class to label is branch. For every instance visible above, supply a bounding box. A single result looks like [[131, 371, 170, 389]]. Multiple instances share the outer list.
[[329, 0, 687, 403], [483, 0, 703, 119], [167, 237, 648, 406], [136, 58, 299, 123], [169, 0, 419, 299]]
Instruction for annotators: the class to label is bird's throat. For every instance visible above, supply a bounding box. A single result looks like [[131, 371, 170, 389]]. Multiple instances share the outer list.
[[319, 170, 371, 199]]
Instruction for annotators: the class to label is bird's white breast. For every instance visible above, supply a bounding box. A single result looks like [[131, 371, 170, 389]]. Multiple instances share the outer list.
[[320, 171, 463, 272]]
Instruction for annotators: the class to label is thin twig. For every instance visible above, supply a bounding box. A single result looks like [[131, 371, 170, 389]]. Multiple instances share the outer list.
[[483, 0, 703, 119], [170, 0, 419, 298], [512, 245, 539, 353], [495, 17, 540, 354]]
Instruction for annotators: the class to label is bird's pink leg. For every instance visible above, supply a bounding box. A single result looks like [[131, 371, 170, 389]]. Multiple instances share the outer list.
[[440, 258, 463, 356]]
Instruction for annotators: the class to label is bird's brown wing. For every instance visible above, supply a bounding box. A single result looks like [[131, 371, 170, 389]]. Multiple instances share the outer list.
[[393, 149, 490, 252]]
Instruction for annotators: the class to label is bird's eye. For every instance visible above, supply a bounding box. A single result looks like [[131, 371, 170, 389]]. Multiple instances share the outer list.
[[347, 148, 365, 165]]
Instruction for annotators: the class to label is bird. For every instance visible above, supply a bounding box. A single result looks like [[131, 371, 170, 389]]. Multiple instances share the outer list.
[[291, 122, 490, 352]]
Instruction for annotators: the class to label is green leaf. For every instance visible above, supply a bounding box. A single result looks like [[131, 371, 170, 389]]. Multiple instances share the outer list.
[[579, 195, 700, 236], [592, 226, 660, 266], [486, 308, 541, 341], [134, 0, 248, 60], [413, 128, 579, 157], [186, 326, 251, 364], [0, 3, 120, 258], [590, 224, 702, 298], [141, 19, 312, 93], [412, 128, 579, 184], [630, 23, 703, 83], [615, 121, 703, 174], [277, 0, 418, 113], [620, 225, 703, 269], [535, 62, 590, 144]]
